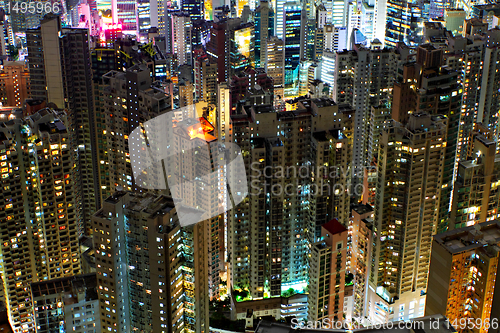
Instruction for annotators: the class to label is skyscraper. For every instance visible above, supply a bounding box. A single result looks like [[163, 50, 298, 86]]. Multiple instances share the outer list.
[[433, 28, 500, 162], [92, 192, 209, 333], [27, 14, 99, 230], [323, 0, 349, 27], [308, 219, 348, 323], [194, 50, 218, 105], [229, 98, 352, 302], [171, 12, 193, 66], [230, 22, 255, 74], [206, 21, 229, 83], [236, 0, 248, 17], [373, 113, 447, 321], [334, 45, 404, 189], [320, 50, 335, 92], [392, 44, 462, 233], [426, 220, 500, 327], [273, 0, 287, 39], [347, 204, 374, 320], [283, 2, 305, 98], [450, 134, 500, 230], [264, 36, 285, 102], [96, 64, 171, 200], [181, 0, 204, 21], [0, 109, 82, 332], [255, 1, 274, 68]]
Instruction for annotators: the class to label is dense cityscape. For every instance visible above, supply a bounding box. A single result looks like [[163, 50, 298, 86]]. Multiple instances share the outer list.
[[0, 0, 499, 332]]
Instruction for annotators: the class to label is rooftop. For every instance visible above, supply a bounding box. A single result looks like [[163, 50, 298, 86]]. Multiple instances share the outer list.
[[126, 194, 175, 216], [435, 220, 500, 256], [31, 274, 98, 304], [311, 97, 336, 108], [104, 191, 128, 204], [322, 218, 347, 235], [338, 103, 355, 115], [352, 203, 374, 216]]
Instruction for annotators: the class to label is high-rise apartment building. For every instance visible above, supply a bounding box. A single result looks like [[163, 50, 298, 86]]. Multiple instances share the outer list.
[[283, 2, 305, 98], [26, 14, 64, 107], [179, 80, 194, 107], [323, 24, 348, 52], [228, 67, 274, 108], [229, 98, 353, 302], [450, 135, 500, 230], [347, 204, 374, 320], [92, 192, 209, 333], [361, 164, 378, 208], [158, 102, 226, 301], [308, 219, 348, 323], [31, 274, 100, 333], [27, 14, 99, 230], [207, 20, 237, 83], [264, 36, 285, 102], [334, 45, 405, 188], [255, 1, 274, 68], [194, 50, 218, 105], [367, 105, 391, 165], [434, 28, 500, 162], [96, 64, 171, 200], [392, 44, 462, 233], [373, 113, 447, 321], [426, 220, 500, 330], [310, 105, 354, 233], [171, 12, 193, 66], [0, 109, 82, 332], [0, 62, 29, 107]]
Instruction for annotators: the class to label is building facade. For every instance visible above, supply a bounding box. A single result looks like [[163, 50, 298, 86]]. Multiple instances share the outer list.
[[0, 62, 29, 107], [92, 192, 210, 333], [373, 113, 447, 321], [0, 109, 82, 332], [426, 220, 500, 331], [31, 274, 100, 333]]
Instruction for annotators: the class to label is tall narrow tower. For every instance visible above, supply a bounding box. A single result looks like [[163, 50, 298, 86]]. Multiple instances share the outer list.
[[373, 113, 447, 321], [0, 109, 82, 332], [27, 14, 99, 232]]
